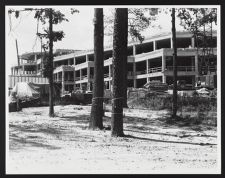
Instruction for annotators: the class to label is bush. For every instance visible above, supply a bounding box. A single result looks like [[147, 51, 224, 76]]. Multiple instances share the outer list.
[[128, 92, 216, 112], [128, 94, 173, 110]]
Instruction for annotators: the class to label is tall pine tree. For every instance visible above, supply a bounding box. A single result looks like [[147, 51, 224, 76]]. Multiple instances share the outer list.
[[111, 8, 128, 137], [171, 8, 178, 118], [89, 8, 104, 130]]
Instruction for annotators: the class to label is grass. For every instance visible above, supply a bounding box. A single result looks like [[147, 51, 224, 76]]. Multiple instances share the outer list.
[[127, 92, 217, 127]]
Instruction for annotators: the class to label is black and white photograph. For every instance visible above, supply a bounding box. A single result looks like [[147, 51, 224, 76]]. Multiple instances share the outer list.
[[5, 4, 221, 174]]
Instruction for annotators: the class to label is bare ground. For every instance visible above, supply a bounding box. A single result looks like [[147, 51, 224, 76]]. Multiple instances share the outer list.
[[7, 105, 218, 174]]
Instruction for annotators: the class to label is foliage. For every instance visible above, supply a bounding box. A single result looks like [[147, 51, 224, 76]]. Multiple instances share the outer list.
[[177, 8, 217, 47], [8, 8, 79, 80], [104, 8, 159, 42], [177, 8, 217, 32], [42, 53, 51, 78], [177, 8, 217, 74], [128, 91, 216, 112]]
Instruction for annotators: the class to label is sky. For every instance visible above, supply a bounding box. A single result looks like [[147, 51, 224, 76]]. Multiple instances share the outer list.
[[5, 5, 218, 71]]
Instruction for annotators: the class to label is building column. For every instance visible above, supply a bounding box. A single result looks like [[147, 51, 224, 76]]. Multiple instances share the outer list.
[[162, 55, 165, 72], [170, 37, 173, 48], [109, 65, 112, 78], [22, 66, 25, 75], [73, 69, 76, 91], [191, 37, 195, 48], [162, 75, 166, 83], [153, 40, 157, 51], [87, 66, 91, 91], [108, 65, 112, 90], [87, 66, 90, 80], [73, 70, 76, 82], [134, 79, 137, 88], [133, 62, 136, 88], [87, 82, 91, 91], [86, 54, 89, 62], [80, 69, 82, 90], [133, 45, 136, 56], [62, 70, 65, 94], [34, 54, 37, 62], [195, 53, 199, 75], [146, 59, 149, 74], [80, 69, 82, 80]]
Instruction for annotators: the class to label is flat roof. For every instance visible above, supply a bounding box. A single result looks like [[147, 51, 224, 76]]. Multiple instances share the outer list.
[[54, 30, 217, 61]]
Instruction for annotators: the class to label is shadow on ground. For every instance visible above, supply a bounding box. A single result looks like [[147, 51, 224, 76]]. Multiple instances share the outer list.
[[123, 134, 216, 146], [9, 109, 216, 151]]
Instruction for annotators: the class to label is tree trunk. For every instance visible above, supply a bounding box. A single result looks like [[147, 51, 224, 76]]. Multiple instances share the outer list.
[[48, 8, 54, 117], [111, 8, 127, 137], [89, 8, 104, 130], [122, 9, 128, 108], [172, 8, 178, 118]]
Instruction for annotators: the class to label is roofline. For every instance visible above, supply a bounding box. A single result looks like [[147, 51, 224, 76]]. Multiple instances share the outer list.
[[52, 30, 217, 61]]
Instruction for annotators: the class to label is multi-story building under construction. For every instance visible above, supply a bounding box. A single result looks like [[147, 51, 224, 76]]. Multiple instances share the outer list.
[[10, 31, 217, 95]]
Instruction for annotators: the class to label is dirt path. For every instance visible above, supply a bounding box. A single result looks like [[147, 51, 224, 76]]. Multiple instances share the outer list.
[[7, 105, 218, 174]]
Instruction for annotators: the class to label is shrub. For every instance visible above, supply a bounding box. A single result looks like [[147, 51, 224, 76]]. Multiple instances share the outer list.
[[128, 92, 216, 112]]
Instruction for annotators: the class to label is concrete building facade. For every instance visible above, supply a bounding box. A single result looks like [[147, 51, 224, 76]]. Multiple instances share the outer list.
[[10, 31, 217, 95]]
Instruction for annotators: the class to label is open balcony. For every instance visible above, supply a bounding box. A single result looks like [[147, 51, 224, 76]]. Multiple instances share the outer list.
[[165, 66, 195, 72], [147, 67, 162, 73]]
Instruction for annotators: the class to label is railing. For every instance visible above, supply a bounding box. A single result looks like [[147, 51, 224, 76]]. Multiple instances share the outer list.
[[103, 72, 134, 77], [74, 77, 80, 81], [166, 66, 195, 72], [21, 60, 36, 65], [80, 75, 88, 80], [8, 75, 48, 88], [136, 71, 146, 75], [136, 67, 163, 75], [104, 74, 109, 78], [201, 66, 216, 72], [148, 67, 162, 73], [64, 79, 75, 82], [19, 71, 37, 75]]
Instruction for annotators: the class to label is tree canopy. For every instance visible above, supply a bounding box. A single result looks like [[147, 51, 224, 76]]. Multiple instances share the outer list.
[[104, 8, 159, 43]]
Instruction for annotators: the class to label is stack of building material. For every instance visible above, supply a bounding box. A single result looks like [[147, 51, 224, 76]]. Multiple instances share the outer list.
[[144, 80, 168, 92]]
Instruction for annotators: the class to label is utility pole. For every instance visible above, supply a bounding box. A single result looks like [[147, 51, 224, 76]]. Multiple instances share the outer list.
[[15, 39, 20, 66]]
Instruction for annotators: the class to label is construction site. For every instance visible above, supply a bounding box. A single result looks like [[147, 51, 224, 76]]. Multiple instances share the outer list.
[[6, 6, 220, 174]]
